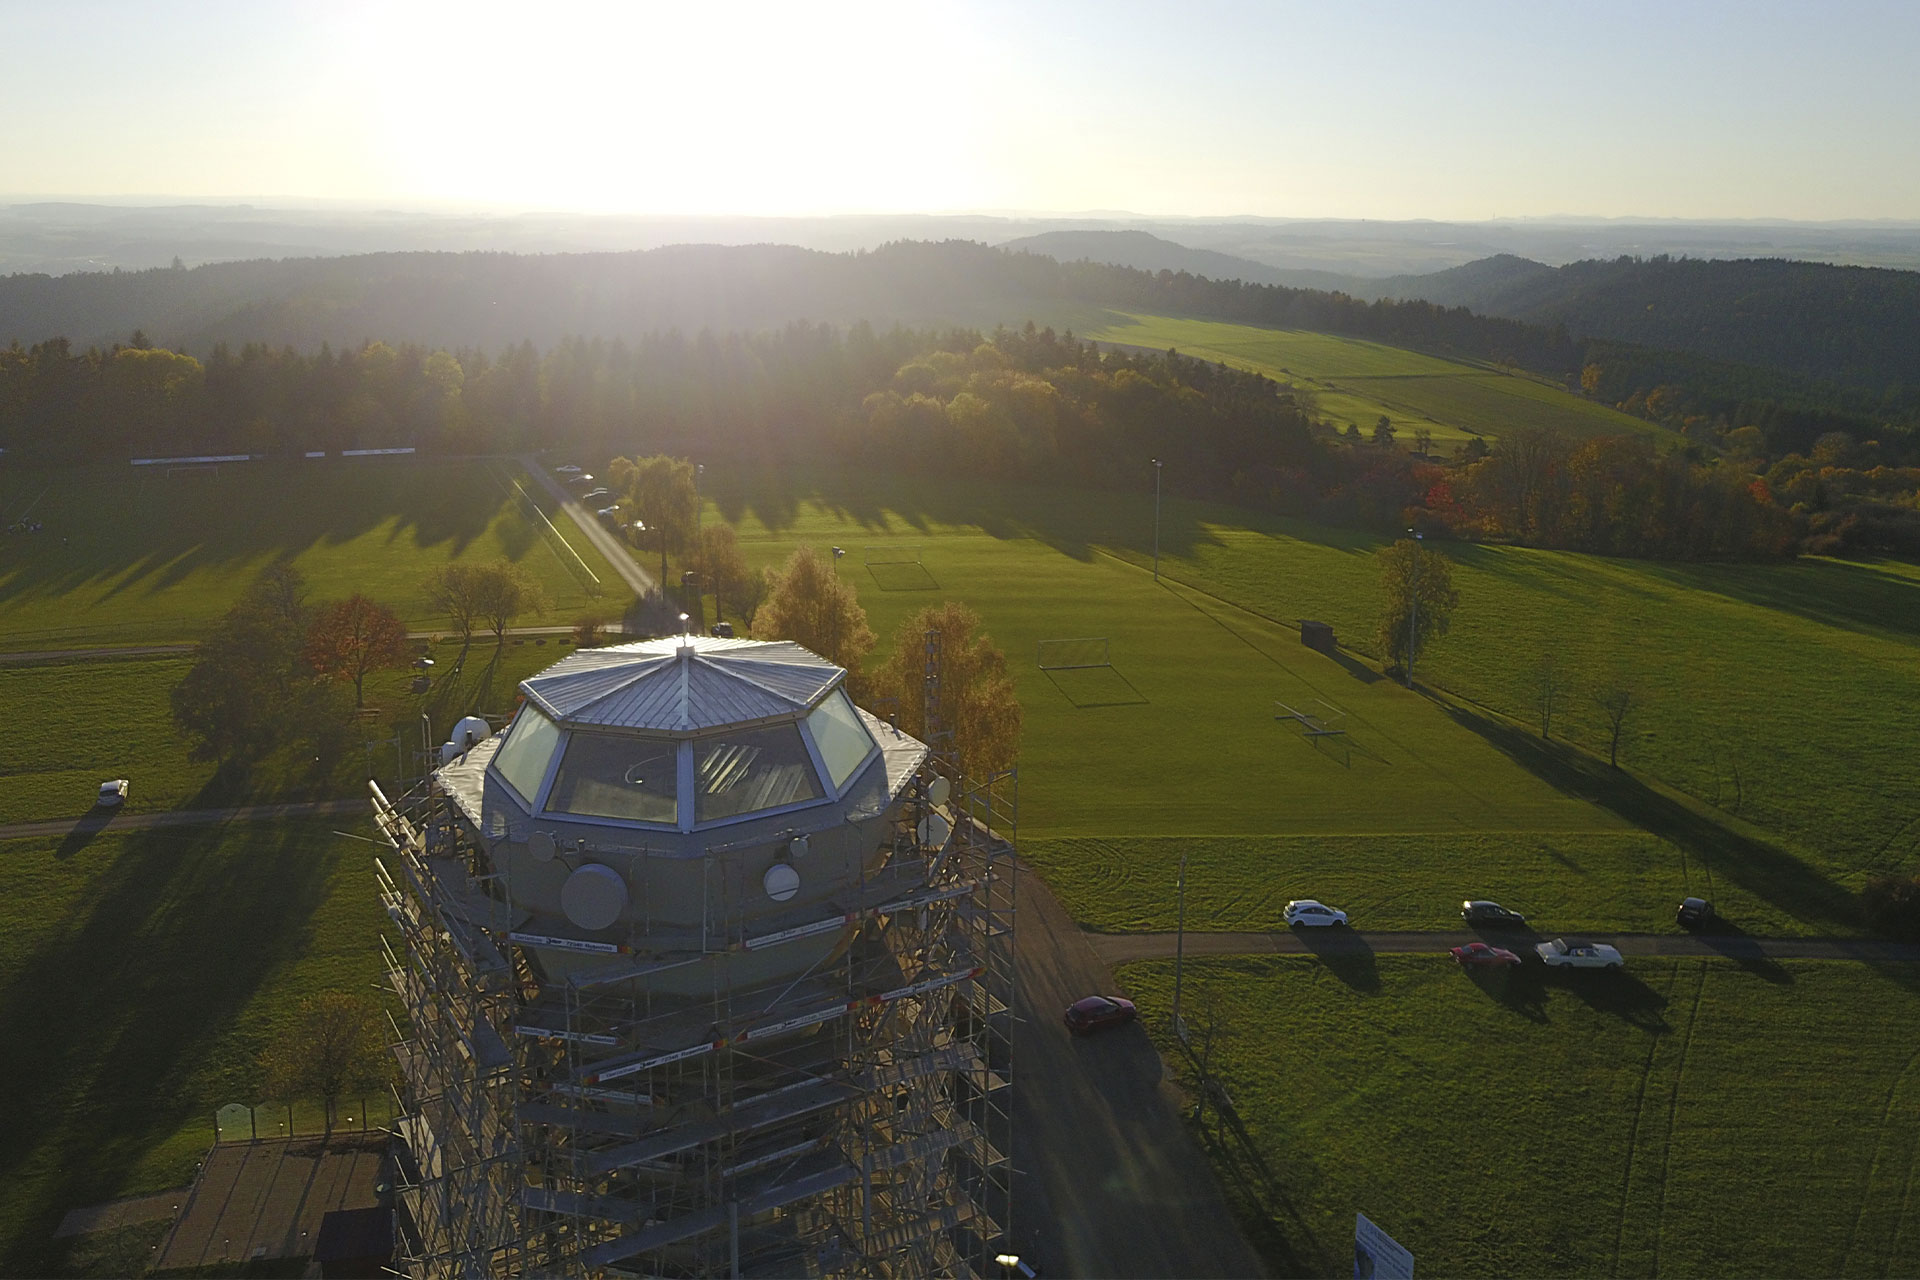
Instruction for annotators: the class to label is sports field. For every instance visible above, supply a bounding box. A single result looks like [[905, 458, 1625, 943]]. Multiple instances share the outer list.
[[0, 456, 629, 651], [1122, 954, 1920, 1279], [1082, 312, 1662, 447]]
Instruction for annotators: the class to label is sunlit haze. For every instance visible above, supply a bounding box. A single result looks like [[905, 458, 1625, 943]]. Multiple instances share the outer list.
[[6, 0, 1920, 220]]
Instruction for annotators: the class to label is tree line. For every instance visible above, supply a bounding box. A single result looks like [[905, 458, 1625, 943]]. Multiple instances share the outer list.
[[2, 318, 1895, 563]]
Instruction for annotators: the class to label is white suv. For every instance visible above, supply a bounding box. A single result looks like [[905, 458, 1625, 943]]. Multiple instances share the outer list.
[[1284, 900, 1349, 928], [97, 779, 129, 807]]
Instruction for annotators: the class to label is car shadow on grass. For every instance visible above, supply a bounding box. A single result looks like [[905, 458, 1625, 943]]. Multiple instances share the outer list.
[[1549, 965, 1671, 1034], [1692, 917, 1795, 985], [1295, 927, 1380, 993], [54, 807, 117, 860], [1467, 962, 1550, 1024], [1437, 700, 1861, 936]]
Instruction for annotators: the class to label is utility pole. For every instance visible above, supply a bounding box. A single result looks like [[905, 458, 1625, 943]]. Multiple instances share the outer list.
[[1151, 458, 1164, 582], [1172, 846, 1188, 1031], [1406, 529, 1422, 689]]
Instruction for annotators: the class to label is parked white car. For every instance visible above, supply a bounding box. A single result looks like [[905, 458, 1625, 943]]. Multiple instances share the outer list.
[[1535, 937, 1624, 969], [97, 778, 129, 807], [1284, 899, 1349, 927]]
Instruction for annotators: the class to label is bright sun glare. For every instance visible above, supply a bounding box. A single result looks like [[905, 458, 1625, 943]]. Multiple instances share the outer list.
[[347, 0, 998, 214]]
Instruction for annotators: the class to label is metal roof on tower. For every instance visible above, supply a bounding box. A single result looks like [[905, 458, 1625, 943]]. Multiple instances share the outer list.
[[519, 635, 844, 734]]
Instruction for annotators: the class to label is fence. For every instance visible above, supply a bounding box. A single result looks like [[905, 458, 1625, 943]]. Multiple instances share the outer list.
[[212, 1095, 398, 1144]]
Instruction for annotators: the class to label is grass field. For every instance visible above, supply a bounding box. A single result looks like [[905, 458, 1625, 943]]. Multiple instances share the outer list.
[[1082, 313, 1663, 447], [0, 821, 387, 1275], [1118, 955, 1920, 1278], [0, 456, 630, 651], [1, 640, 572, 825], [706, 467, 1915, 935]]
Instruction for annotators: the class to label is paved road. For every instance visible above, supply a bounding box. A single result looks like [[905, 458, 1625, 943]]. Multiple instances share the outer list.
[[1010, 863, 1267, 1278], [0, 799, 365, 842], [1090, 928, 1920, 965], [516, 454, 655, 598]]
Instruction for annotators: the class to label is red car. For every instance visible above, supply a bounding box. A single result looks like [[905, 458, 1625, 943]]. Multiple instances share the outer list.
[[1450, 941, 1522, 968], [1064, 995, 1137, 1035]]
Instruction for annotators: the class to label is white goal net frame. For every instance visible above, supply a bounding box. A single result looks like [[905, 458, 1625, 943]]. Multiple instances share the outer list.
[[1037, 637, 1112, 671]]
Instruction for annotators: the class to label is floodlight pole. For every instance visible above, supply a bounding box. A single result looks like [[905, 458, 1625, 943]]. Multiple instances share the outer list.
[[831, 545, 844, 577], [1406, 529, 1422, 689], [1151, 458, 1163, 582]]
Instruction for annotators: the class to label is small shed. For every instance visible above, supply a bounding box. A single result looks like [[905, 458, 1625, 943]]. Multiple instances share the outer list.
[[1300, 620, 1337, 654]]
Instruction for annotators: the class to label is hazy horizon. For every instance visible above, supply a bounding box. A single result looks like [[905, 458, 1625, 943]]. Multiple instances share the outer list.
[[7, 0, 1920, 222]]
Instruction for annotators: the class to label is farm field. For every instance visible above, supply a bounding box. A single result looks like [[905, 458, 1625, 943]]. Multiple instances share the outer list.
[[0, 820, 387, 1276], [1118, 955, 1920, 1279], [1, 640, 571, 825], [0, 456, 630, 651], [1082, 312, 1663, 446]]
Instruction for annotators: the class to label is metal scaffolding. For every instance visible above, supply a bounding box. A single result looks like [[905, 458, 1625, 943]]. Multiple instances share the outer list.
[[371, 706, 1016, 1276]]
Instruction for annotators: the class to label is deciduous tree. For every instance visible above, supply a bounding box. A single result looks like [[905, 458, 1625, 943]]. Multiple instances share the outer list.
[[751, 546, 875, 681], [872, 602, 1021, 780], [304, 594, 411, 707], [693, 522, 751, 625], [609, 454, 699, 585], [259, 991, 388, 1141], [1594, 683, 1635, 768], [1375, 538, 1458, 683], [422, 563, 486, 646], [473, 561, 548, 643]]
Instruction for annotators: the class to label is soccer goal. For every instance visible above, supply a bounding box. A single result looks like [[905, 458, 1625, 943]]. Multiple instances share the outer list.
[[864, 545, 923, 566], [1037, 637, 1112, 671]]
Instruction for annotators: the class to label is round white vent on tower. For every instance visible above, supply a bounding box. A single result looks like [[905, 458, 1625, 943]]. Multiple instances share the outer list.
[[788, 834, 810, 859], [561, 863, 628, 931], [916, 812, 951, 851], [764, 863, 801, 903], [528, 831, 557, 863], [927, 776, 953, 807]]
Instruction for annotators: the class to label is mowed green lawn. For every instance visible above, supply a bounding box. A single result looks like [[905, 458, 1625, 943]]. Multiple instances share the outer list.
[[1119, 955, 1920, 1279], [0, 456, 629, 650], [707, 468, 1915, 935], [1082, 313, 1662, 447], [0, 821, 388, 1275], [0, 640, 575, 824]]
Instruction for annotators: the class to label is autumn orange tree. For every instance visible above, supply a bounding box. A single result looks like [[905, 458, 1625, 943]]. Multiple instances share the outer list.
[[304, 593, 411, 707], [750, 546, 875, 683], [872, 602, 1021, 780]]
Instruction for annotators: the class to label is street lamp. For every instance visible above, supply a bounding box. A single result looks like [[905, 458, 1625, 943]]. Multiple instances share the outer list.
[[1151, 458, 1164, 582], [1405, 529, 1423, 689], [831, 545, 844, 576]]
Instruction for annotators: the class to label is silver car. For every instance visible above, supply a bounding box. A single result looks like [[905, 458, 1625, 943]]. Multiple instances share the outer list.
[[1535, 937, 1623, 969]]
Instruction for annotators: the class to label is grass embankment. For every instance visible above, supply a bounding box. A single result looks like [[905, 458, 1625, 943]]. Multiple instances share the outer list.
[[1082, 312, 1663, 447], [0, 821, 388, 1276], [708, 469, 1914, 934], [1119, 955, 1920, 1278], [0, 456, 629, 651]]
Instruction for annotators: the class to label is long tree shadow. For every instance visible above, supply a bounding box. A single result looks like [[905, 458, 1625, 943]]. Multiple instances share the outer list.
[[1437, 700, 1861, 935], [0, 820, 342, 1276]]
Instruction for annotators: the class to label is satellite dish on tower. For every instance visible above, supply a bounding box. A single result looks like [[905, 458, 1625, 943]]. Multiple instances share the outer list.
[[528, 831, 557, 863], [916, 813, 951, 851], [788, 834, 810, 859], [561, 863, 628, 931], [927, 777, 952, 807], [453, 715, 492, 751], [764, 863, 801, 903]]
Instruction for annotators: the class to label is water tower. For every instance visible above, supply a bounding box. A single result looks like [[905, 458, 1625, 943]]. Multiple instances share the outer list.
[[372, 634, 1016, 1276]]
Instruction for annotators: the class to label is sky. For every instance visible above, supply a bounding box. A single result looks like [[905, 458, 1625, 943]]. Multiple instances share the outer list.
[[5, 0, 1920, 221]]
